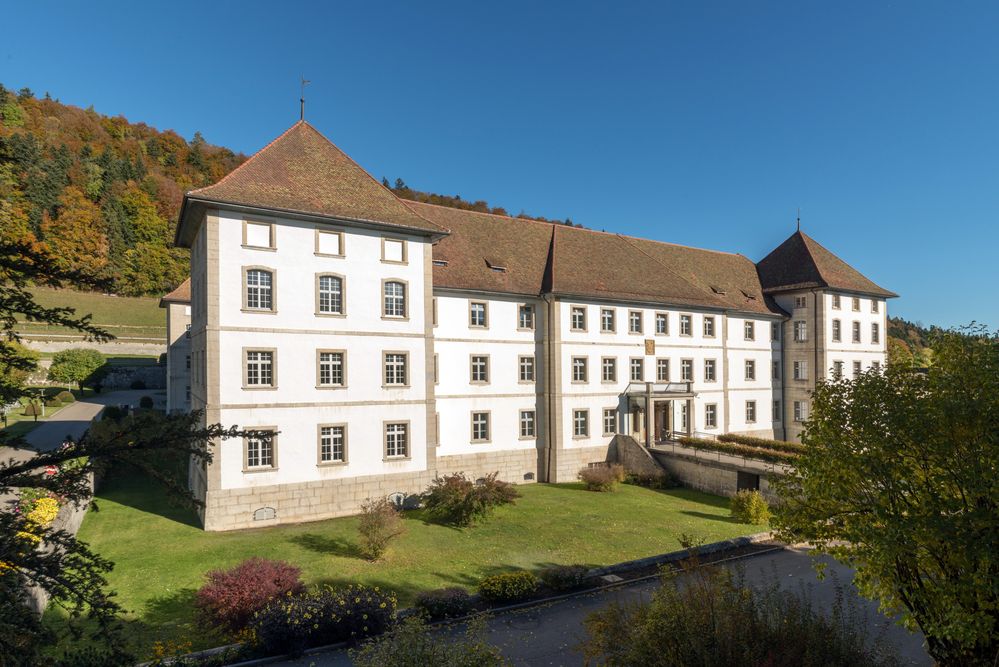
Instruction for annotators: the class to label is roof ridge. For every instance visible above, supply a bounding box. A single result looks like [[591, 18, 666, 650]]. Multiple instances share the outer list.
[[188, 121, 306, 196], [405, 199, 563, 228]]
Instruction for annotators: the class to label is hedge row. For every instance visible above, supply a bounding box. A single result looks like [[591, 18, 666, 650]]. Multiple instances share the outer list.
[[676, 436, 798, 465], [716, 433, 806, 454]]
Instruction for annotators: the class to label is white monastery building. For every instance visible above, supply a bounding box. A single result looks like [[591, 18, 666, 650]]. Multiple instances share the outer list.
[[165, 121, 896, 530]]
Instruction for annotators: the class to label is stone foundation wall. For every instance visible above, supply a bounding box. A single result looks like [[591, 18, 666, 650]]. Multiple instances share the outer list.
[[551, 444, 612, 483]]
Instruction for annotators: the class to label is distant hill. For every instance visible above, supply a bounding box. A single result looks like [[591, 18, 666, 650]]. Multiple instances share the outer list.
[[888, 316, 939, 366]]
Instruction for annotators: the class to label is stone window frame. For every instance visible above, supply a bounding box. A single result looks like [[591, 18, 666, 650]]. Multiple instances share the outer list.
[[656, 357, 670, 382], [746, 400, 757, 424], [602, 407, 618, 436], [469, 353, 490, 385], [773, 400, 782, 422], [793, 401, 808, 422], [833, 360, 844, 379], [744, 320, 755, 341], [241, 218, 276, 251], [469, 300, 489, 329], [704, 403, 718, 429], [852, 297, 861, 312], [704, 358, 717, 383], [871, 322, 880, 344], [628, 310, 644, 335], [679, 313, 693, 337], [316, 423, 348, 466], [315, 272, 346, 317], [600, 308, 616, 333], [703, 315, 716, 338], [571, 356, 589, 384], [601, 356, 617, 383], [773, 361, 781, 380], [793, 360, 809, 381], [470, 410, 491, 444], [380, 236, 409, 265], [433, 353, 439, 385], [832, 319, 842, 342], [871, 299, 880, 314], [243, 426, 278, 472], [680, 358, 694, 382], [314, 228, 346, 258], [383, 420, 412, 460], [241, 265, 277, 314], [242, 347, 277, 390], [832, 294, 841, 310], [570, 305, 587, 332], [381, 278, 410, 321], [517, 303, 536, 331], [852, 321, 862, 344], [655, 311, 669, 336], [629, 357, 644, 382], [793, 320, 807, 342], [518, 355, 536, 383], [315, 348, 347, 389], [519, 409, 537, 440], [382, 350, 410, 388], [572, 408, 590, 439], [853, 360, 862, 378], [744, 359, 756, 381], [771, 321, 780, 341]]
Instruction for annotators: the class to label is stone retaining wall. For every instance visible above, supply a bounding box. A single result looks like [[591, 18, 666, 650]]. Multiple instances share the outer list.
[[650, 449, 781, 502]]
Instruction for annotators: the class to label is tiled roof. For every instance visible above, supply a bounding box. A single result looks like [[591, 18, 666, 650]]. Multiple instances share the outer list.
[[183, 122, 445, 235], [159, 277, 190, 307], [756, 231, 897, 298], [405, 202, 553, 296]]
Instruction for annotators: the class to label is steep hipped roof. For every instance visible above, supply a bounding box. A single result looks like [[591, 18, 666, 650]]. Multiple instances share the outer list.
[[405, 202, 553, 296], [757, 231, 897, 298], [159, 277, 191, 307], [178, 121, 445, 242]]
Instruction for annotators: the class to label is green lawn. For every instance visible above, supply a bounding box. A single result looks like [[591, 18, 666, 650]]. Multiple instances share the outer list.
[[50, 469, 765, 656], [18, 287, 166, 341], [1, 387, 90, 436]]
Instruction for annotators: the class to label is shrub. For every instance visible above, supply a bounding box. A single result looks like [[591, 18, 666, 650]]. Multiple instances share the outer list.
[[252, 584, 397, 656], [478, 571, 539, 603], [351, 615, 507, 667], [413, 586, 474, 620], [129, 379, 147, 390], [624, 471, 677, 490], [138, 395, 154, 409], [55, 391, 75, 403], [578, 464, 625, 491], [101, 405, 124, 421], [44, 398, 61, 407], [717, 433, 806, 454], [47, 348, 104, 389], [21, 402, 41, 417], [422, 472, 519, 526], [730, 489, 771, 525], [538, 564, 589, 592], [195, 557, 305, 635], [677, 436, 798, 465], [357, 497, 405, 560]]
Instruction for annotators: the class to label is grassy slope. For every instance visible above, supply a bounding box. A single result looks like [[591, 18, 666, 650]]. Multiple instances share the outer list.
[[53, 470, 765, 655], [19, 287, 165, 340]]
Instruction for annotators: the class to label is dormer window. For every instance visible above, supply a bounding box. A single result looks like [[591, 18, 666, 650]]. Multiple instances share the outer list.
[[432, 259, 449, 267], [485, 258, 507, 273], [710, 285, 726, 295]]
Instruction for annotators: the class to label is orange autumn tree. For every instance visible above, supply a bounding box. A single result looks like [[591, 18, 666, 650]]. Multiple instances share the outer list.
[[40, 186, 108, 276]]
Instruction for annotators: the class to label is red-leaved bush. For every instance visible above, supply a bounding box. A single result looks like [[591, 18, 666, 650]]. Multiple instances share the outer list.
[[195, 557, 305, 634]]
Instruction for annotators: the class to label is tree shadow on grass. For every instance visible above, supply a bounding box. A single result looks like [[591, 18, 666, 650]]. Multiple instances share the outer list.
[[679, 509, 745, 525], [403, 507, 479, 531], [287, 532, 366, 560], [140, 587, 227, 651]]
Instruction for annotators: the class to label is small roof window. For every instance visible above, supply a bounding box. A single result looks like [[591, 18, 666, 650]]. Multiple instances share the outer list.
[[710, 285, 726, 295], [485, 258, 507, 273], [432, 259, 449, 267]]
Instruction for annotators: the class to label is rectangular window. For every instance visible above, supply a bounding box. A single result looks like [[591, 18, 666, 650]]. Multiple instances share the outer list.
[[520, 410, 536, 438], [603, 408, 617, 436], [629, 310, 643, 334], [705, 404, 717, 429], [385, 422, 408, 457], [518, 304, 535, 330], [382, 238, 406, 263], [853, 361, 862, 378], [793, 320, 807, 342], [185, 323, 191, 338], [833, 360, 844, 379], [832, 319, 841, 342], [655, 312, 668, 335], [681, 358, 693, 381], [772, 361, 780, 379], [383, 281, 406, 318], [573, 409, 589, 437], [852, 321, 861, 343], [794, 296, 807, 309], [703, 316, 715, 338], [319, 425, 345, 464], [317, 274, 343, 315], [771, 322, 780, 341], [185, 354, 191, 370], [384, 353, 408, 386], [571, 306, 587, 331], [630, 358, 644, 381], [602, 357, 617, 382], [744, 359, 756, 381], [245, 430, 275, 469], [852, 297, 861, 311], [872, 322, 880, 344], [245, 268, 273, 310], [744, 320, 755, 341], [600, 308, 615, 333], [656, 358, 670, 382], [185, 385, 190, 401], [872, 300, 879, 313], [245, 350, 274, 387], [471, 412, 490, 442], [832, 294, 841, 309], [434, 354, 438, 384], [315, 230, 343, 256], [680, 314, 692, 336], [680, 402, 689, 430], [317, 351, 344, 387], [244, 221, 273, 248], [773, 400, 781, 421], [793, 360, 808, 380], [872, 360, 881, 371], [794, 401, 808, 422], [470, 355, 489, 383], [571, 356, 588, 383], [519, 356, 535, 382], [469, 301, 487, 327], [704, 359, 716, 382], [746, 400, 757, 423]]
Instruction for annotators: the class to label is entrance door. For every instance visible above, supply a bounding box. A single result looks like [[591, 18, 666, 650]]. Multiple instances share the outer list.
[[653, 401, 670, 442]]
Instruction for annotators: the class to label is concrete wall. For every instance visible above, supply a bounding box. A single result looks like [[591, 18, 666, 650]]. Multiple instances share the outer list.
[[650, 449, 780, 503]]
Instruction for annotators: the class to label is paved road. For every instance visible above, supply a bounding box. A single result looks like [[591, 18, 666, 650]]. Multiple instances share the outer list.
[[272, 547, 930, 667]]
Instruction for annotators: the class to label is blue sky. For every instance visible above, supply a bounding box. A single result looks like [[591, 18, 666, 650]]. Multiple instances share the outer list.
[[4, 1, 997, 329]]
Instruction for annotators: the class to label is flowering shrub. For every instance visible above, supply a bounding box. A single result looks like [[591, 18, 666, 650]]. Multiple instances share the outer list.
[[538, 564, 590, 591], [478, 571, 539, 603], [413, 587, 473, 619], [577, 464, 625, 492], [195, 558, 305, 635], [422, 472, 519, 526], [26, 497, 59, 528], [252, 584, 397, 656], [730, 489, 771, 525]]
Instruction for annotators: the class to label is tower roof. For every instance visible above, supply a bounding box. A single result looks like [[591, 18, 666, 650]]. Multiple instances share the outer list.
[[756, 231, 897, 298]]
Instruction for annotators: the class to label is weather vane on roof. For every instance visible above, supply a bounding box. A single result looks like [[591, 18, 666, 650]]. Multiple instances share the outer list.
[[796, 207, 801, 232], [300, 76, 311, 121]]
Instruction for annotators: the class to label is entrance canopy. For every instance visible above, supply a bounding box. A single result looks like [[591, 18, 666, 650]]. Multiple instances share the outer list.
[[624, 382, 695, 410]]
